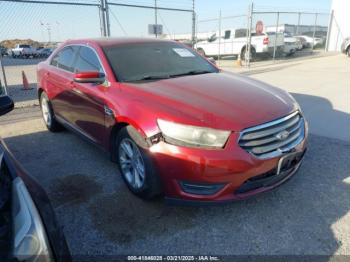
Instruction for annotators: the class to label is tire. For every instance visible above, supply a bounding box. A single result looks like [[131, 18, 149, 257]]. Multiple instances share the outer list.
[[115, 126, 162, 199], [196, 48, 206, 57], [40, 92, 63, 132], [347, 47, 350, 57], [241, 47, 256, 62]]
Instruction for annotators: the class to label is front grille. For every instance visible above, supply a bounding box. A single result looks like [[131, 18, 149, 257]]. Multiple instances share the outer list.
[[238, 111, 305, 159], [235, 149, 305, 194]]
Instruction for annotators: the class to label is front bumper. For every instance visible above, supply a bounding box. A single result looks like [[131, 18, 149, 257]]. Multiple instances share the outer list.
[[149, 121, 308, 204]]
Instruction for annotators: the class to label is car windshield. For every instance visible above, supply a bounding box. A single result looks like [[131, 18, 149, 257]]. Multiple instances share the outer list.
[[103, 42, 219, 82]]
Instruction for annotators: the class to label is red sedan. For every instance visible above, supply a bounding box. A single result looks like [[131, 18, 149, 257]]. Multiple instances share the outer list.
[[37, 38, 308, 204]]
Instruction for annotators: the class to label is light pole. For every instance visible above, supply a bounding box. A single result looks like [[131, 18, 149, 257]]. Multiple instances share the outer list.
[[46, 23, 51, 44]]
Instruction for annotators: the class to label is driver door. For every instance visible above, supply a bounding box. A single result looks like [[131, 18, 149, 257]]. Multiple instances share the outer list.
[[69, 46, 107, 146]]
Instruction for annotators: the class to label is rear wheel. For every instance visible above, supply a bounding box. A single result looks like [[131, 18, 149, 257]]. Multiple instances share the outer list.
[[40, 92, 63, 132], [115, 126, 162, 199], [241, 47, 256, 62], [347, 47, 350, 57]]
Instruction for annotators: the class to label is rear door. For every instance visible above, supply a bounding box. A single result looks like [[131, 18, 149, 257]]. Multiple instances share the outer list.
[[69, 46, 107, 145], [47, 46, 78, 122]]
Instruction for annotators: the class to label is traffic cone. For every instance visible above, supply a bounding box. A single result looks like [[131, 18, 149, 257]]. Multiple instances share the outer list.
[[236, 54, 242, 67], [22, 71, 33, 90]]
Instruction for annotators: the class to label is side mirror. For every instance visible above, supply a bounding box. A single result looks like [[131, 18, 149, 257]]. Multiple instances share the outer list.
[[208, 57, 216, 65], [73, 72, 105, 84], [208, 34, 217, 42], [0, 95, 14, 116]]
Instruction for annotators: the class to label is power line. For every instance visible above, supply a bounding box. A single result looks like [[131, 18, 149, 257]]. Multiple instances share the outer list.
[[109, 8, 128, 36]]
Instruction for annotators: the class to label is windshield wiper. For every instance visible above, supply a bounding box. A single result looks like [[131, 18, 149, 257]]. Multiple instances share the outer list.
[[170, 70, 214, 78], [129, 75, 170, 82]]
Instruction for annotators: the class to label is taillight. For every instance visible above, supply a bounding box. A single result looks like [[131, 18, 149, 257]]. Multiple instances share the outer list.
[[263, 37, 269, 45]]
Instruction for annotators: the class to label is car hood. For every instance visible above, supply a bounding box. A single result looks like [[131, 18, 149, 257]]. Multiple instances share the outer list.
[[124, 72, 298, 131]]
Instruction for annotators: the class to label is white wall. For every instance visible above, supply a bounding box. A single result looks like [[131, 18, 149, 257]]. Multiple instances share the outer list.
[[328, 0, 350, 51]]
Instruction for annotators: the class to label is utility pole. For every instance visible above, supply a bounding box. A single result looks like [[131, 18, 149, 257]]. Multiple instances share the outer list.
[[155, 0, 158, 38]]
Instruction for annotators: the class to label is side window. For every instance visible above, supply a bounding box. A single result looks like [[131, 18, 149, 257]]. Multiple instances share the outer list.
[[235, 29, 247, 38], [57, 47, 76, 72], [224, 30, 231, 39], [50, 46, 76, 72], [50, 53, 59, 67], [74, 47, 103, 73]]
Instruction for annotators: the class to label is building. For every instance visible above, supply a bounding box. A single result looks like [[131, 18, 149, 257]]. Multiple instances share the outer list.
[[265, 24, 328, 37], [327, 0, 350, 51]]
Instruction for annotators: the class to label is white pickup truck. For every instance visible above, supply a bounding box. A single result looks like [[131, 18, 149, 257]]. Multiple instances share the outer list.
[[195, 28, 284, 59], [11, 44, 37, 58]]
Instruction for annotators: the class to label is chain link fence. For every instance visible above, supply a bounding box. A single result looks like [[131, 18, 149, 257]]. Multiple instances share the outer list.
[[0, 0, 337, 106], [0, 0, 194, 106], [191, 4, 331, 67]]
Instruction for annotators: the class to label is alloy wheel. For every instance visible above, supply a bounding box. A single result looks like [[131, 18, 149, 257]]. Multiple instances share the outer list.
[[41, 96, 52, 126], [118, 138, 146, 190]]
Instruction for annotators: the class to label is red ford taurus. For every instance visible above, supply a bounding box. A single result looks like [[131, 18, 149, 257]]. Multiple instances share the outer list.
[[37, 38, 308, 204]]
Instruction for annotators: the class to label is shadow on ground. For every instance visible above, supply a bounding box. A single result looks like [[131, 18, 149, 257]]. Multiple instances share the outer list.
[[1, 92, 349, 256], [6, 84, 38, 104]]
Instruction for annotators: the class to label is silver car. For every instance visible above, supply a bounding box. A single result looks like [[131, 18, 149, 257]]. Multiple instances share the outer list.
[[341, 37, 350, 57]]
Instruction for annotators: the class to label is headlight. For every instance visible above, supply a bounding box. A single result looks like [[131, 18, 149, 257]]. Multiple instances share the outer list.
[[12, 177, 53, 261], [157, 119, 231, 148]]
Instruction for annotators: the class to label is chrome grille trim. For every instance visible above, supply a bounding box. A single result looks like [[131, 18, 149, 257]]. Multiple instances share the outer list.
[[238, 111, 305, 159]]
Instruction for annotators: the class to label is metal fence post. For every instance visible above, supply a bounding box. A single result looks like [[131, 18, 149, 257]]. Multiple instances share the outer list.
[[296, 12, 301, 35], [218, 10, 222, 65], [99, 0, 107, 36], [335, 25, 340, 51], [195, 13, 199, 44], [155, 0, 158, 38], [311, 13, 318, 50], [325, 10, 334, 51], [105, 0, 111, 37], [246, 2, 253, 67], [0, 56, 8, 91], [273, 12, 280, 61], [191, 0, 196, 47]]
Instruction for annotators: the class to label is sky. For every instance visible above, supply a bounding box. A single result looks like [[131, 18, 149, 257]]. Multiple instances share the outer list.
[[0, 0, 332, 42]]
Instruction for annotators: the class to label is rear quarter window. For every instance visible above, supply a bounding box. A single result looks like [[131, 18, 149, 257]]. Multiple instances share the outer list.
[[74, 46, 103, 73], [50, 46, 78, 72]]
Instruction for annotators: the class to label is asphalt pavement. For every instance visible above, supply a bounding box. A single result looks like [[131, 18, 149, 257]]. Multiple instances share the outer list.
[[0, 54, 349, 258]]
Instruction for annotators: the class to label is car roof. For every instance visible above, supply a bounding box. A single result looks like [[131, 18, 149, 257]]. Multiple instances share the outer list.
[[64, 37, 177, 48]]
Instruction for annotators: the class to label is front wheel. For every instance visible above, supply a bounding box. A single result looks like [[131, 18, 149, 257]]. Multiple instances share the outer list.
[[40, 92, 63, 132], [115, 126, 162, 199]]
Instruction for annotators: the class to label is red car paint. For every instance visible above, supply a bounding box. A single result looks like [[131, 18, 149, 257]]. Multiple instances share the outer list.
[[37, 38, 308, 203]]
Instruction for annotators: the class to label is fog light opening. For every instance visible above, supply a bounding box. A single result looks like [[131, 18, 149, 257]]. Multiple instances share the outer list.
[[179, 181, 225, 196]]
